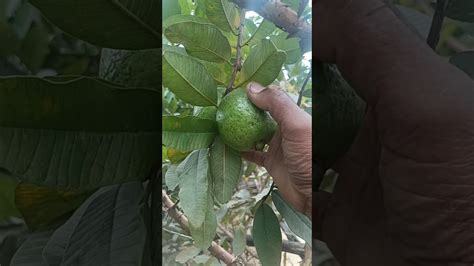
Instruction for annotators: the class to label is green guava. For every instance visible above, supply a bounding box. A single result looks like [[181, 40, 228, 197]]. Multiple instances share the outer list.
[[216, 88, 277, 151]]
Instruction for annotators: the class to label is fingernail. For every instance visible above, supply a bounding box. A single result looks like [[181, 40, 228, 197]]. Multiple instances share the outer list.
[[248, 82, 266, 94]]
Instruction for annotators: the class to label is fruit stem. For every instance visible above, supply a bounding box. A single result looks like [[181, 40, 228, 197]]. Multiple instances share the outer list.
[[225, 8, 247, 95]]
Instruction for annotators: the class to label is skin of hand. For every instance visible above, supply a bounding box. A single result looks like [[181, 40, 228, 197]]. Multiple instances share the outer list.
[[241, 82, 313, 219], [315, 0, 474, 265]]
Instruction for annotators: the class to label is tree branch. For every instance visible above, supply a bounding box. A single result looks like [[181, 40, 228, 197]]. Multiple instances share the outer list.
[[226, 9, 247, 94], [162, 190, 237, 265], [230, 0, 311, 44]]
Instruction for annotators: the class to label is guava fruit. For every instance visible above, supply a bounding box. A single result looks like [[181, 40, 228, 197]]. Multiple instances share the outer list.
[[216, 88, 277, 151]]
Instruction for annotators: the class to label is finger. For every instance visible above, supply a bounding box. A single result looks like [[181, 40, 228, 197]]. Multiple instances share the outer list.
[[241, 151, 266, 166], [246, 82, 304, 126]]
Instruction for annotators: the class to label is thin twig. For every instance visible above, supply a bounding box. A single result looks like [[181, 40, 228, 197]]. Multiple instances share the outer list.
[[226, 9, 247, 95], [162, 190, 237, 265], [426, 0, 451, 49], [413, 0, 470, 52], [297, 67, 312, 106]]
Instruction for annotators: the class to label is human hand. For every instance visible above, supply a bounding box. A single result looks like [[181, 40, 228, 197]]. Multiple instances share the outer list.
[[315, 0, 474, 264], [314, 0, 390, 62], [241, 82, 312, 219]]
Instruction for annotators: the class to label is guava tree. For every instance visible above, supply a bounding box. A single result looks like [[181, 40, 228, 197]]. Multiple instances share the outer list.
[[162, 0, 312, 265]]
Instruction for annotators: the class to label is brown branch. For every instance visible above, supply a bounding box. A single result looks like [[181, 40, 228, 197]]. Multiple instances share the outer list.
[[162, 190, 237, 265], [230, 0, 311, 41], [226, 9, 247, 94]]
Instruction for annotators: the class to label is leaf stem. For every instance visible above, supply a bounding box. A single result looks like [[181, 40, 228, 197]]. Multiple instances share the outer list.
[[225, 9, 247, 95], [297, 67, 312, 107]]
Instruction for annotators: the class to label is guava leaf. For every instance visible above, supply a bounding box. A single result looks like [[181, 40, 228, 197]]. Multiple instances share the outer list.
[[178, 150, 210, 227], [252, 203, 282, 266], [162, 116, 217, 152], [175, 246, 201, 263], [199, 60, 232, 86], [210, 137, 242, 204], [163, 0, 182, 20], [0, 76, 160, 191], [15, 183, 91, 230], [189, 191, 217, 250], [272, 191, 312, 246], [449, 51, 474, 79], [99, 49, 162, 88], [162, 51, 218, 106], [29, 0, 161, 49], [446, 0, 474, 22], [270, 31, 302, 64], [165, 164, 179, 191], [203, 0, 240, 33], [10, 228, 55, 266], [164, 15, 231, 63], [232, 226, 246, 256], [42, 182, 146, 266], [244, 19, 276, 46], [0, 173, 20, 221], [167, 148, 191, 164], [236, 39, 286, 88]]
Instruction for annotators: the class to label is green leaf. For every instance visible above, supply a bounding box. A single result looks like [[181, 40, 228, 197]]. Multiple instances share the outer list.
[[236, 39, 286, 87], [272, 191, 312, 246], [0, 76, 160, 191], [203, 0, 239, 33], [252, 203, 282, 266], [163, 0, 182, 20], [165, 164, 179, 191], [10, 228, 55, 266], [199, 60, 232, 86], [162, 116, 217, 152], [29, 0, 161, 49], [175, 246, 201, 263], [162, 51, 218, 106], [42, 182, 146, 265], [449, 51, 474, 79], [245, 19, 276, 46], [164, 15, 231, 63], [189, 192, 217, 250], [18, 22, 49, 73], [178, 150, 210, 227], [0, 173, 20, 221], [232, 226, 246, 256], [0, 21, 21, 56], [210, 137, 242, 204], [15, 183, 91, 230], [99, 49, 162, 88], [447, 0, 474, 22], [270, 31, 302, 65], [167, 148, 191, 164]]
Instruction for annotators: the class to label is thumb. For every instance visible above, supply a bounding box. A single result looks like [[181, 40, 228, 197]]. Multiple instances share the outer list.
[[246, 82, 302, 125]]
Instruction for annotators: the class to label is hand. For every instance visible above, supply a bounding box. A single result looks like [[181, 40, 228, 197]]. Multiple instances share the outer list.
[[315, 0, 474, 265], [314, 0, 390, 62], [241, 82, 312, 219]]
